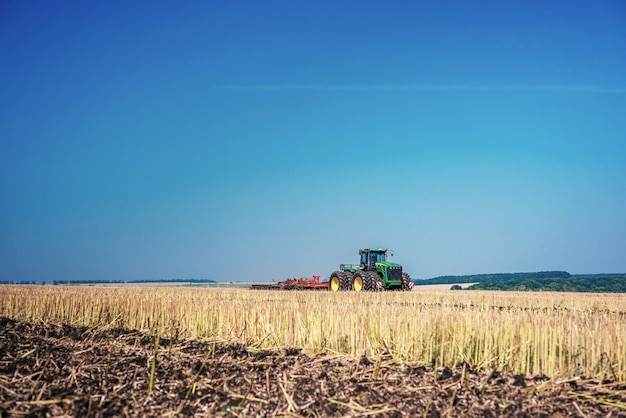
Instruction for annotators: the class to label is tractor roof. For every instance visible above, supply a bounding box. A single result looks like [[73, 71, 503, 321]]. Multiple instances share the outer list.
[[359, 248, 388, 253]]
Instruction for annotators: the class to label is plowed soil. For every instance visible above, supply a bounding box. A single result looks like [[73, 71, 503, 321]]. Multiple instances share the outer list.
[[1, 317, 625, 417]]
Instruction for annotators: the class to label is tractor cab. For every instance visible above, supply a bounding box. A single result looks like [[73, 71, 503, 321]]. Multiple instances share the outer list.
[[359, 249, 388, 270]]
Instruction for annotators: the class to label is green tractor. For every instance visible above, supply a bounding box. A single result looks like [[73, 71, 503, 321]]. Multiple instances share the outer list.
[[329, 248, 413, 292]]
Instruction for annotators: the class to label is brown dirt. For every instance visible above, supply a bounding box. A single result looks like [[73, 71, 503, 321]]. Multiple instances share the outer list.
[[1, 317, 625, 417]]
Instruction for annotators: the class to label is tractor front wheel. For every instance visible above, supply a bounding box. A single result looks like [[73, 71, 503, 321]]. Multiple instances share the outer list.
[[352, 272, 364, 291], [363, 271, 378, 291], [402, 273, 414, 291], [353, 271, 377, 291]]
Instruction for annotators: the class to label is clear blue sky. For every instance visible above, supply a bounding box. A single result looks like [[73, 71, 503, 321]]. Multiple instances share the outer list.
[[1, 1, 625, 282]]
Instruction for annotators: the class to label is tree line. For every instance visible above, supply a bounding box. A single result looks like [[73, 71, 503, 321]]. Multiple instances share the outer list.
[[465, 275, 626, 293], [52, 278, 217, 285], [0, 280, 44, 285], [414, 271, 571, 286]]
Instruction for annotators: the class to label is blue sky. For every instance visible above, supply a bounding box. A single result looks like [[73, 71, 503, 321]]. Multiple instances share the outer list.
[[1, 1, 625, 282]]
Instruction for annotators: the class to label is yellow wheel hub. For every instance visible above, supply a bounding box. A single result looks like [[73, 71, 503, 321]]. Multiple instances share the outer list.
[[353, 276, 363, 292], [330, 277, 340, 292]]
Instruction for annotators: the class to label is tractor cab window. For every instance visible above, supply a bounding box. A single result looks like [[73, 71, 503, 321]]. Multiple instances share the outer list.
[[360, 251, 387, 269]]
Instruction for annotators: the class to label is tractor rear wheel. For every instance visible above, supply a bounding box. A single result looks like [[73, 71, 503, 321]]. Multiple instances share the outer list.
[[330, 271, 352, 291], [329, 271, 343, 292], [340, 271, 352, 290]]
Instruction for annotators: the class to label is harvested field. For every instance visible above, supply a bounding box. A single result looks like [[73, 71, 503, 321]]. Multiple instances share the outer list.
[[2, 317, 626, 417], [3, 286, 626, 380], [411, 283, 478, 291]]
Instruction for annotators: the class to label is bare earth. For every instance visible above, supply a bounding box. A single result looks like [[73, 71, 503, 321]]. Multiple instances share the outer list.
[[1, 317, 625, 417]]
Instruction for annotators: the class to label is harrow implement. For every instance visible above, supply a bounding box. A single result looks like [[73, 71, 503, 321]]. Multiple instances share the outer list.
[[250, 275, 329, 290]]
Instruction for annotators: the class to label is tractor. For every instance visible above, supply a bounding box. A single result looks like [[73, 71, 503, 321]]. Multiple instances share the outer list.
[[329, 248, 413, 292]]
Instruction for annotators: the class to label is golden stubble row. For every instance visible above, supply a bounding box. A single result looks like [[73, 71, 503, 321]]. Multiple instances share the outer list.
[[1, 285, 625, 380]]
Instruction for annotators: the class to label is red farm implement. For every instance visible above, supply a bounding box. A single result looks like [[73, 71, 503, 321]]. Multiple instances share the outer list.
[[250, 275, 329, 290]]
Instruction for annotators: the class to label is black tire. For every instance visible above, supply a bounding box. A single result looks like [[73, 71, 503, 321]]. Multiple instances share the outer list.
[[353, 271, 378, 291], [352, 271, 365, 292], [402, 272, 413, 291], [329, 271, 343, 292], [340, 271, 352, 290], [330, 271, 352, 291], [363, 271, 379, 291]]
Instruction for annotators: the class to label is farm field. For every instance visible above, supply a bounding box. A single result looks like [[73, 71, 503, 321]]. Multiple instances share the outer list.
[[1, 285, 626, 416]]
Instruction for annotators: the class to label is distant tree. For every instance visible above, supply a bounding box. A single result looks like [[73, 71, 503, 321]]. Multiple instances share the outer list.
[[467, 275, 626, 293], [415, 271, 571, 286], [450, 285, 462, 290]]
